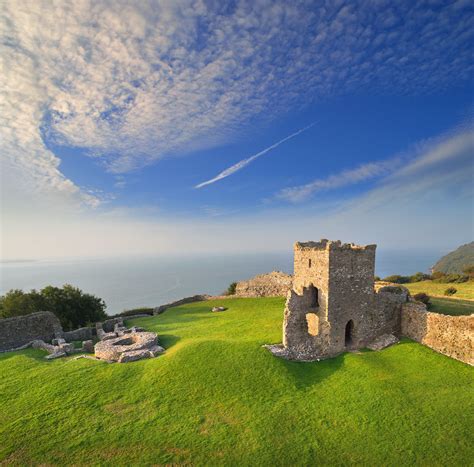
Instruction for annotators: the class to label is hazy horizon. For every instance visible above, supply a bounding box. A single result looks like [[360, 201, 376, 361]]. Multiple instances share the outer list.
[[0, 247, 443, 315]]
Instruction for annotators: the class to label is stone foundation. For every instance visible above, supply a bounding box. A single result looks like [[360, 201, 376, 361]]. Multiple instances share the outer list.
[[401, 302, 474, 365], [94, 331, 164, 363]]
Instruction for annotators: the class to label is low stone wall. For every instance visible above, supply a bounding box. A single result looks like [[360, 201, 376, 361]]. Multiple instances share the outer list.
[[153, 295, 211, 315], [235, 271, 293, 297], [401, 302, 474, 365], [0, 311, 63, 351], [63, 326, 95, 342], [102, 317, 125, 333]]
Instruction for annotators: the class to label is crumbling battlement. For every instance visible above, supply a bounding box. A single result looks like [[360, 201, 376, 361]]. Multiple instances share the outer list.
[[295, 239, 377, 252]]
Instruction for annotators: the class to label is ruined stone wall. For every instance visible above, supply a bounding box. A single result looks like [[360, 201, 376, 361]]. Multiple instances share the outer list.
[[282, 241, 331, 356], [235, 271, 292, 297], [63, 326, 95, 342], [0, 311, 63, 351], [153, 295, 211, 315], [293, 241, 330, 294], [401, 302, 474, 365]]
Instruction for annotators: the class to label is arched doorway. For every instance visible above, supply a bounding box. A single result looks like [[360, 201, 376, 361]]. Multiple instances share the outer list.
[[308, 285, 318, 308], [345, 320, 354, 347]]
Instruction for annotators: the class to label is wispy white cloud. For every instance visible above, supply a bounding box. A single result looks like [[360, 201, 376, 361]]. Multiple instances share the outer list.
[[277, 158, 400, 202], [195, 122, 317, 188], [276, 125, 473, 204], [345, 126, 474, 212], [1, 0, 472, 208]]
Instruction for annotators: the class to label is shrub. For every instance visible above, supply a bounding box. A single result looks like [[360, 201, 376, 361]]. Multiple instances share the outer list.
[[383, 274, 410, 284], [413, 292, 431, 307], [409, 272, 431, 282], [374, 276, 381, 282], [444, 287, 457, 296], [431, 271, 446, 280], [226, 282, 237, 295], [0, 285, 107, 331], [432, 272, 468, 283]]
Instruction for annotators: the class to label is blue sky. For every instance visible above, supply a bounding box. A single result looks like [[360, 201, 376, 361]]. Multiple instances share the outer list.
[[1, 0, 473, 259]]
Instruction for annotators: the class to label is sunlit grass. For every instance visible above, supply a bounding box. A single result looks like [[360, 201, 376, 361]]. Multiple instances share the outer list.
[[0, 297, 472, 465], [405, 280, 474, 300]]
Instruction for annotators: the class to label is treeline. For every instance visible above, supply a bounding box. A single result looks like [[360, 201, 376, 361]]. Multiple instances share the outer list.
[[0, 285, 107, 331], [377, 265, 474, 284]]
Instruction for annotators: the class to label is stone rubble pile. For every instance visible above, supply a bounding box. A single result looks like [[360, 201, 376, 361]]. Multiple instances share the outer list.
[[93, 319, 164, 363], [32, 338, 76, 359]]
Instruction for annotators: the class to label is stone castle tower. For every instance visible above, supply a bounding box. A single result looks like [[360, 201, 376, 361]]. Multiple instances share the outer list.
[[272, 239, 405, 361]]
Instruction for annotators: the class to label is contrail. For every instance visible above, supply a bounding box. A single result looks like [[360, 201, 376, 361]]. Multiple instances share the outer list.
[[195, 121, 317, 188]]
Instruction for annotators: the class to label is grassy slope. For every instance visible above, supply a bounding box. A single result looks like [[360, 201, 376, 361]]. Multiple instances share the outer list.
[[405, 280, 474, 300], [1, 297, 473, 466], [428, 297, 474, 316]]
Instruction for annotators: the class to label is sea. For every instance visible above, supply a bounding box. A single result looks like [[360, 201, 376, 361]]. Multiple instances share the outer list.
[[0, 249, 443, 315]]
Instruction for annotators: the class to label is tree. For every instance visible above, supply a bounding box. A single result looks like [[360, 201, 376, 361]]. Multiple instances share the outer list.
[[0, 285, 107, 330], [226, 282, 237, 295], [0, 289, 44, 319], [40, 285, 107, 330]]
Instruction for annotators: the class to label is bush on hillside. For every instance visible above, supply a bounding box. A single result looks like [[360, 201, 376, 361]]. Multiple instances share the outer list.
[[436, 274, 468, 283], [382, 274, 411, 284], [0, 285, 107, 331], [444, 287, 457, 296], [431, 271, 445, 280], [462, 264, 474, 278], [226, 282, 237, 295], [413, 292, 431, 307], [374, 276, 381, 281], [409, 272, 431, 282]]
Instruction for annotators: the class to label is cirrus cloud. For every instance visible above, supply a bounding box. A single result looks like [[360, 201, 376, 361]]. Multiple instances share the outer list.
[[1, 0, 473, 207]]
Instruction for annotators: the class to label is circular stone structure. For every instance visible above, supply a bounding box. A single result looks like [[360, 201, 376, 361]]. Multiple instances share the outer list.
[[94, 332, 164, 363]]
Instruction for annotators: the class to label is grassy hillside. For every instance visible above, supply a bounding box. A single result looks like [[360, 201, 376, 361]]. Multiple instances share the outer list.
[[428, 297, 474, 316], [405, 280, 474, 300], [1, 297, 473, 465], [433, 241, 474, 274]]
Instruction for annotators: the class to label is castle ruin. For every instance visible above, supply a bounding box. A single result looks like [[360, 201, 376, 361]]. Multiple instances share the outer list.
[[269, 239, 408, 361]]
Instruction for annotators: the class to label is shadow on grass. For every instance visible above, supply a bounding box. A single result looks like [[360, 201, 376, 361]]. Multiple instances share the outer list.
[[272, 351, 345, 389], [158, 334, 181, 349]]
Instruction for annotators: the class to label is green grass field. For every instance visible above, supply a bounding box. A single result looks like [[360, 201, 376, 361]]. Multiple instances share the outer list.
[[1, 297, 473, 465], [429, 297, 474, 316], [405, 280, 474, 300]]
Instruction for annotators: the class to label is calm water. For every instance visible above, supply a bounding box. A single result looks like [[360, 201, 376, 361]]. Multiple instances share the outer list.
[[0, 249, 442, 315]]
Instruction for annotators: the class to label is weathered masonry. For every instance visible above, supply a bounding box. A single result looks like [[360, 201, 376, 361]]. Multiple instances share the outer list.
[[0, 311, 63, 351], [270, 240, 407, 361]]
